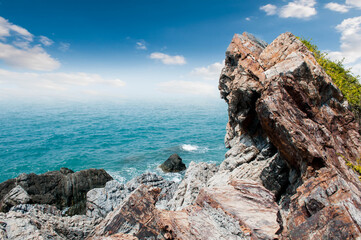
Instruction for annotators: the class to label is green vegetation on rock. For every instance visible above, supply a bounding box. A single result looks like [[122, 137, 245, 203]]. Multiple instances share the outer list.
[[298, 37, 361, 122], [339, 153, 361, 180]]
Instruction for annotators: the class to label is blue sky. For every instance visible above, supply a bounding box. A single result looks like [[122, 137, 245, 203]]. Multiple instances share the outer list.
[[0, 0, 360, 101]]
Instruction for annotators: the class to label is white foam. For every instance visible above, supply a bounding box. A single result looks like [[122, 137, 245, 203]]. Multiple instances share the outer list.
[[181, 144, 199, 151], [107, 171, 126, 184]]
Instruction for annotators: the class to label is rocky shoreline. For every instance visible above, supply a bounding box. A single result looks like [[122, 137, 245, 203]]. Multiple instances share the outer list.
[[1, 32, 361, 239]]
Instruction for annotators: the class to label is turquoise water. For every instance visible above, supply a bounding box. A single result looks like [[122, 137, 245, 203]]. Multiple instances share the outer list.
[[0, 100, 228, 183]]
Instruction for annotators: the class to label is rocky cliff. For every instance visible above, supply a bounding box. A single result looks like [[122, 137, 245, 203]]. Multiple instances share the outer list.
[[1, 32, 361, 240]]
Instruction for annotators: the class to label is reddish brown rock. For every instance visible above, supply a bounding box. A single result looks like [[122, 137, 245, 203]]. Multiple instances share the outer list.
[[219, 32, 361, 239], [157, 180, 281, 240], [87, 185, 161, 239]]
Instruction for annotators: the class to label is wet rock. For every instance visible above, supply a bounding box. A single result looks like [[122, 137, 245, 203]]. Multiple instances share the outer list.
[[0, 168, 113, 215], [159, 153, 186, 172], [0, 186, 30, 212]]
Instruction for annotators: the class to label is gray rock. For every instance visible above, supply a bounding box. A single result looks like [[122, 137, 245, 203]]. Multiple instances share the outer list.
[[167, 161, 219, 210], [86, 173, 177, 218], [0, 204, 101, 240], [159, 153, 186, 172], [86, 180, 125, 218], [1, 186, 30, 212]]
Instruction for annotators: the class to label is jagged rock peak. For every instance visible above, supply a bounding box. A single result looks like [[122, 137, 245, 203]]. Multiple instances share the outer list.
[[220, 31, 361, 238]]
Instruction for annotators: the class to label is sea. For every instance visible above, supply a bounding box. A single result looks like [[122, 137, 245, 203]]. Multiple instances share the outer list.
[[0, 99, 229, 184]]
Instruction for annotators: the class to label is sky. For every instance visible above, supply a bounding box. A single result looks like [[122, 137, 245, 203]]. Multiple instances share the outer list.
[[0, 0, 360, 102]]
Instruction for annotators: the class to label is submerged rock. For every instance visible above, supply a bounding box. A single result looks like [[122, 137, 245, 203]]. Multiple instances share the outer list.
[[159, 153, 186, 172], [0, 168, 113, 215]]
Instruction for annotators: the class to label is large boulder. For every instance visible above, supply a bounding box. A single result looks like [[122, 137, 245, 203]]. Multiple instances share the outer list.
[[0, 168, 113, 215], [159, 153, 186, 172]]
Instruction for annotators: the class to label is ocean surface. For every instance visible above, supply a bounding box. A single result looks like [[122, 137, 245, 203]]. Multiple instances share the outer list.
[[0, 100, 228, 183]]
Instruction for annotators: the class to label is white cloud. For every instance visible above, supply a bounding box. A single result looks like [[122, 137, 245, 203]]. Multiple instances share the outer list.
[[261, 0, 317, 19], [0, 68, 126, 99], [245, 17, 251, 21], [136, 41, 147, 50], [329, 16, 361, 64], [279, 0, 317, 18], [0, 17, 33, 41], [0, 43, 60, 71], [39, 36, 54, 46], [325, 2, 349, 12], [0, 16, 59, 71], [150, 52, 186, 65], [325, 16, 361, 78], [59, 42, 70, 52], [346, 0, 361, 8], [191, 61, 224, 81], [260, 4, 277, 15], [158, 80, 216, 96]]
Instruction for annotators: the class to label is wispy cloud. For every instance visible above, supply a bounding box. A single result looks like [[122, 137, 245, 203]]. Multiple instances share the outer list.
[[324, 0, 361, 12], [39, 36, 54, 46], [158, 80, 216, 96], [327, 16, 361, 64], [157, 61, 224, 97], [0, 17, 33, 41], [0, 68, 126, 99], [260, 0, 317, 19], [136, 40, 147, 50], [0, 43, 60, 71], [191, 61, 224, 81], [325, 16, 361, 76], [325, 2, 349, 12], [0, 16, 59, 71], [346, 0, 361, 9], [150, 52, 186, 65], [260, 4, 277, 16], [59, 42, 70, 52]]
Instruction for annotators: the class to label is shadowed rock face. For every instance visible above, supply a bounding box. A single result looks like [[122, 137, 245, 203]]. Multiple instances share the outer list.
[[0, 168, 113, 215], [220, 32, 361, 238]]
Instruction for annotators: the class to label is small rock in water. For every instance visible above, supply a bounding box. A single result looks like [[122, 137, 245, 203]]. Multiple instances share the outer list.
[[160, 154, 186, 173]]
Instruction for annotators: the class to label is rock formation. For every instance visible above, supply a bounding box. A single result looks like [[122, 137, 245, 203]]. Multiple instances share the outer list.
[[0, 168, 112, 215], [160, 153, 186, 172], [0, 204, 101, 239], [86, 173, 177, 218], [1, 32, 361, 239], [218, 32, 361, 238]]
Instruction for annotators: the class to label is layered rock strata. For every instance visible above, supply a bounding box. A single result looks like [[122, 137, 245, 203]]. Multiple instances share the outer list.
[[0, 168, 112, 215], [218, 32, 361, 238]]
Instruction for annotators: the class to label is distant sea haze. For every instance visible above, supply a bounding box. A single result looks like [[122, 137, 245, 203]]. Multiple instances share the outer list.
[[0, 100, 228, 183]]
